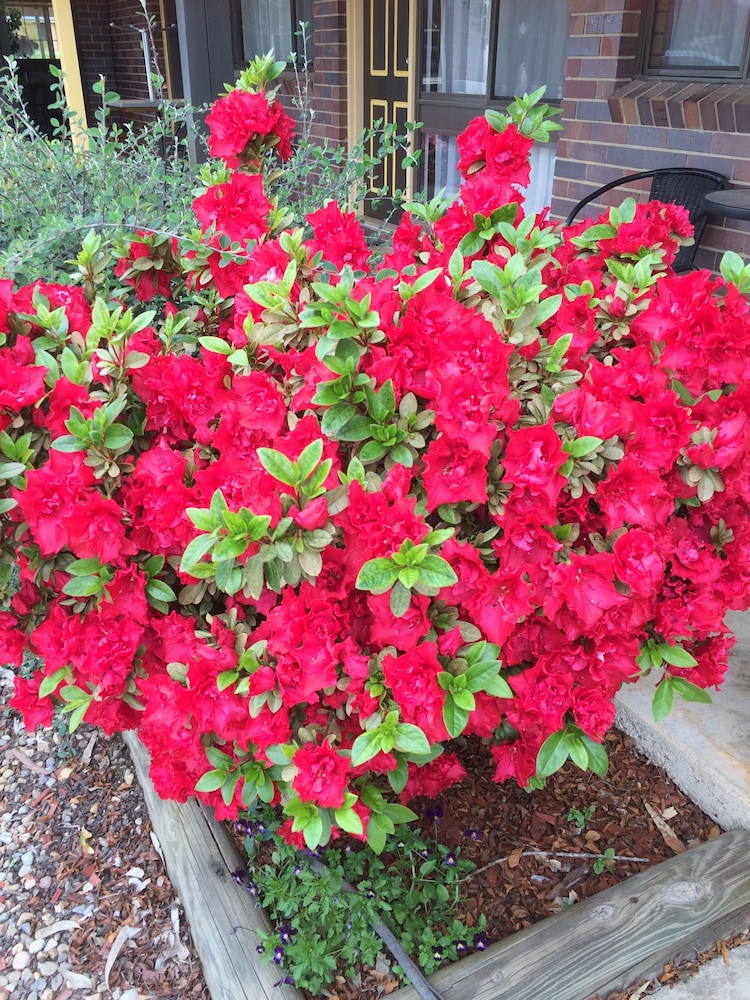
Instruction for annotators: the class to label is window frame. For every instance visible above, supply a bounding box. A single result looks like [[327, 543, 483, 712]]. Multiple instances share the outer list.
[[637, 0, 750, 82], [230, 0, 314, 74], [416, 0, 566, 136]]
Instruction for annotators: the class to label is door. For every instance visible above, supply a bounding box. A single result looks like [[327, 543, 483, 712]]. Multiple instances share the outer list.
[[363, 0, 413, 220]]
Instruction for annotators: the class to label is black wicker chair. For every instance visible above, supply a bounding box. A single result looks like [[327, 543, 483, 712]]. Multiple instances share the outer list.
[[564, 167, 729, 272]]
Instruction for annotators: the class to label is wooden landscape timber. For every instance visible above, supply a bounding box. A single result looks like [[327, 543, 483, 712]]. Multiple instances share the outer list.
[[124, 733, 750, 1000]]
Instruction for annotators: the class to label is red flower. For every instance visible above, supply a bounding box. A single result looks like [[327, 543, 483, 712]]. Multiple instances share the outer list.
[[398, 753, 467, 804], [193, 172, 272, 244], [0, 347, 47, 411], [422, 437, 488, 510], [502, 424, 567, 510], [306, 201, 370, 273], [292, 741, 350, 809], [206, 89, 295, 166], [382, 643, 448, 743]]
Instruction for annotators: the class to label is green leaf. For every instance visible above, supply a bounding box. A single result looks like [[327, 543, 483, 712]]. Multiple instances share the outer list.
[[452, 687, 476, 712], [536, 730, 571, 777], [671, 677, 713, 705], [389, 579, 412, 618], [179, 534, 217, 573], [186, 508, 216, 532], [334, 806, 364, 836], [387, 758, 409, 795], [198, 336, 233, 355], [470, 260, 506, 299], [321, 403, 358, 438], [582, 735, 609, 777], [217, 670, 238, 692], [103, 424, 134, 450], [652, 676, 675, 722], [393, 723, 430, 756], [658, 643, 698, 668], [303, 813, 324, 850], [296, 438, 324, 479], [366, 813, 388, 854], [195, 770, 227, 792], [213, 535, 250, 561], [350, 728, 385, 767], [145, 579, 177, 604], [66, 558, 103, 576], [562, 436, 602, 458], [66, 700, 89, 733], [383, 803, 418, 824], [39, 667, 69, 699], [416, 554, 458, 589], [568, 737, 589, 771], [355, 557, 400, 593], [62, 575, 103, 598], [0, 461, 26, 479], [443, 693, 470, 739], [481, 673, 514, 698], [257, 447, 297, 487], [51, 435, 87, 452]]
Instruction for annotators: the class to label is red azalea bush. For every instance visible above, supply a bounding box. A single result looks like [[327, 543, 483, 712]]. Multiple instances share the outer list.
[[3, 59, 750, 852]]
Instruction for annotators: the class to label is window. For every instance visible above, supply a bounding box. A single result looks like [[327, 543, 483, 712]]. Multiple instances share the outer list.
[[7, 3, 58, 60], [641, 0, 750, 78], [418, 0, 569, 205], [236, 0, 314, 66]]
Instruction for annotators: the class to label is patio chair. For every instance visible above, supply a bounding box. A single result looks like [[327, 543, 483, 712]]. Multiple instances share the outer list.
[[564, 167, 729, 272]]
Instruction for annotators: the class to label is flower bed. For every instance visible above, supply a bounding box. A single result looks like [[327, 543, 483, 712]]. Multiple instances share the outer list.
[[2, 53, 750, 882]]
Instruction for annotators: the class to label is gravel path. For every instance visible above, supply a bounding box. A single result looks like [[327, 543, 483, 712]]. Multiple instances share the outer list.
[[0, 667, 210, 1000]]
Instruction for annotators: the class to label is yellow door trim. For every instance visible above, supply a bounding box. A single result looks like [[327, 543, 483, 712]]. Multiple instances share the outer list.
[[50, 0, 88, 136]]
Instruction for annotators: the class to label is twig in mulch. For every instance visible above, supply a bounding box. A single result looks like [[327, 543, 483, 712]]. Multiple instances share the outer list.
[[470, 850, 652, 878]]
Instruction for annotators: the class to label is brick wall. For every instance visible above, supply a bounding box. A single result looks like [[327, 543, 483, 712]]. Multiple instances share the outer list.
[[72, 0, 170, 130], [277, 0, 349, 150], [550, 0, 750, 270]]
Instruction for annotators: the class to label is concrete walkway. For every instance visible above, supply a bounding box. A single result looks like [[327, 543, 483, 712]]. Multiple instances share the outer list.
[[615, 610, 750, 1000]]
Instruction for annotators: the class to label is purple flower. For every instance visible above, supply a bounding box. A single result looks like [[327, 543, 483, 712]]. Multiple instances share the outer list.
[[274, 976, 295, 987], [463, 827, 482, 841], [256, 945, 265, 955], [231, 867, 247, 885], [279, 924, 296, 944], [432, 945, 444, 961], [454, 939, 468, 955], [445, 852, 457, 867], [246, 881, 258, 897], [473, 931, 487, 951], [273, 945, 285, 964]]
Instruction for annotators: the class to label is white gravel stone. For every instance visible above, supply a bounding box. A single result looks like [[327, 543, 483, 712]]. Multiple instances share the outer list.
[[11, 952, 29, 971]]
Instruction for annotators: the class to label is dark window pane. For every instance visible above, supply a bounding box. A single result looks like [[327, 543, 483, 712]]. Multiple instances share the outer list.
[[421, 0, 491, 95], [646, 0, 750, 73], [493, 0, 569, 100], [241, 0, 293, 62]]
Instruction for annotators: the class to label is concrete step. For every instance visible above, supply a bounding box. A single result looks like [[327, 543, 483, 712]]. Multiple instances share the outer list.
[[615, 610, 750, 833], [615, 610, 750, 1000]]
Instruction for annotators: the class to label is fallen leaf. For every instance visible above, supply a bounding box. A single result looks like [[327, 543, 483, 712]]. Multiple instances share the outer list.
[[35, 919, 80, 939], [104, 923, 141, 991], [507, 847, 524, 868], [644, 802, 685, 852], [6, 747, 54, 776], [79, 827, 95, 855]]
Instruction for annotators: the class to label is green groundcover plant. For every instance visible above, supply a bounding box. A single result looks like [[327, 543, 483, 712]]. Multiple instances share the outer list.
[[2, 53, 750, 950]]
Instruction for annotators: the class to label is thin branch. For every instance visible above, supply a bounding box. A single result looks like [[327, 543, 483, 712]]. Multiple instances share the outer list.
[[470, 849, 652, 878]]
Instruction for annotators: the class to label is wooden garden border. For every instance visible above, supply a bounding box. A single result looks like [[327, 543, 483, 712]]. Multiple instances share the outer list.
[[124, 733, 750, 1000]]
